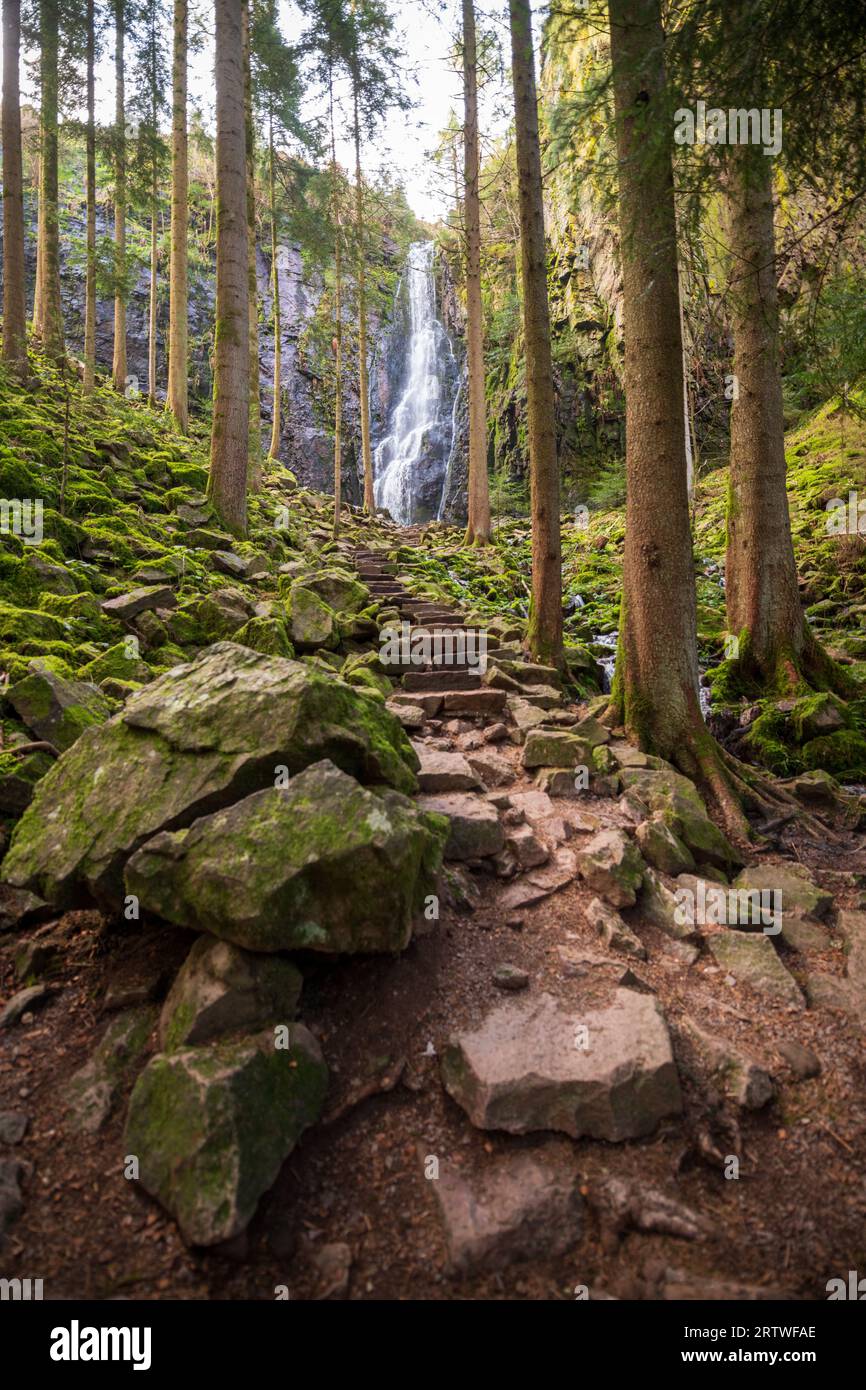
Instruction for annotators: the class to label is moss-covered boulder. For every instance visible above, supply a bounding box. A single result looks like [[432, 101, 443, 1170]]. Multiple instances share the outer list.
[[5, 659, 111, 751], [126, 761, 448, 954], [160, 938, 303, 1051], [1, 644, 421, 907], [77, 641, 151, 685], [285, 585, 338, 650], [620, 768, 744, 871], [123, 1027, 328, 1246], [283, 568, 370, 615], [233, 615, 295, 660]]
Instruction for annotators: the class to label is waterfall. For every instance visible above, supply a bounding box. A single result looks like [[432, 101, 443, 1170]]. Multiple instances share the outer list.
[[372, 241, 459, 525]]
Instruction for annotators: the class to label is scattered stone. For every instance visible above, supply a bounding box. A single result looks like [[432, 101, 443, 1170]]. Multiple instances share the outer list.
[[497, 848, 577, 910], [414, 746, 482, 793], [641, 869, 697, 941], [522, 729, 593, 770], [100, 586, 177, 621], [6, 660, 111, 752], [66, 1007, 157, 1133], [707, 931, 805, 1009], [732, 863, 832, 920], [124, 1026, 328, 1246], [0, 1111, 28, 1145], [441, 989, 682, 1142], [576, 829, 645, 908], [0, 885, 51, 934], [466, 750, 513, 788], [431, 1151, 583, 1276], [160, 938, 303, 1051], [635, 816, 695, 876], [777, 1039, 821, 1079], [213, 551, 249, 579], [416, 791, 504, 862], [507, 696, 549, 737], [127, 762, 448, 954], [585, 897, 647, 959], [837, 909, 866, 984], [678, 1015, 775, 1109], [0, 1157, 26, 1236], [493, 964, 530, 992], [312, 1241, 353, 1300], [780, 914, 832, 953], [483, 723, 510, 744], [505, 824, 549, 870]]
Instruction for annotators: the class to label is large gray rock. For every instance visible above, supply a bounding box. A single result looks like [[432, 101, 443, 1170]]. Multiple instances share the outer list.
[[1, 644, 419, 908], [732, 864, 832, 921], [126, 762, 448, 955], [431, 1150, 583, 1276], [441, 989, 682, 1141], [160, 938, 303, 1050], [124, 1026, 327, 1246]]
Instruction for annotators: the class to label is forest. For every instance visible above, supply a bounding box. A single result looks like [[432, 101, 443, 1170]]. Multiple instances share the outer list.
[[1, 0, 866, 1335]]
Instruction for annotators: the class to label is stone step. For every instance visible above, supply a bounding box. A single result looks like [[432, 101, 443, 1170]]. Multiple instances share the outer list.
[[402, 670, 483, 693]]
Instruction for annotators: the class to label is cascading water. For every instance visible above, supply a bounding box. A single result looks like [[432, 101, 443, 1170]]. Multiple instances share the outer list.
[[372, 241, 459, 525]]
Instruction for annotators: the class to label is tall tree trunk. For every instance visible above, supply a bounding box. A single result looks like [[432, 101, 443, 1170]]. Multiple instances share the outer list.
[[606, 0, 700, 754], [723, 145, 842, 694], [112, 0, 127, 391], [35, 0, 63, 360], [148, 168, 158, 403], [463, 0, 491, 544], [268, 109, 281, 459], [208, 0, 249, 536], [243, 0, 261, 487], [508, 0, 561, 667], [167, 0, 189, 429], [83, 0, 96, 391], [330, 65, 343, 537], [353, 83, 374, 513], [2, 0, 27, 377]]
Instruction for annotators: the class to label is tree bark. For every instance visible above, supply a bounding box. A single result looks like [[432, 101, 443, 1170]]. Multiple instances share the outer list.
[[208, 0, 249, 536], [243, 1, 262, 488], [353, 82, 374, 513], [83, 0, 96, 392], [463, 0, 491, 544], [606, 0, 703, 757], [167, 0, 189, 429], [35, 0, 64, 361], [2, 0, 27, 377], [723, 144, 825, 691], [330, 64, 343, 537], [112, 0, 127, 391], [148, 167, 158, 403], [508, 0, 561, 667], [268, 109, 281, 459]]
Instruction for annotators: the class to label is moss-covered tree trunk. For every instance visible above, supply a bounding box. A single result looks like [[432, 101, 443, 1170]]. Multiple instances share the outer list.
[[208, 0, 249, 537], [508, 0, 562, 668], [83, 0, 97, 392], [722, 143, 846, 697], [606, 0, 703, 750], [112, 0, 127, 391], [35, 0, 64, 362], [268, 109, 281, 460], [2, 0, 27, 378], [353, 83, 374, 513], [148, 166, 158, 404], [330, 63, 343, 538], [243, 1, 262, 490], [463, 0, 491, 546], [167, 0, 189, 429]]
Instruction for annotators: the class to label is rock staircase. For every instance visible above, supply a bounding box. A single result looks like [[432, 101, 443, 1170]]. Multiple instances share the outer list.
[[347, 543, 509, 723]]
